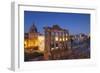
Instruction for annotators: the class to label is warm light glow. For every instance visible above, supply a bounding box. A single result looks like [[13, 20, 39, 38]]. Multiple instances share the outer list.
[[24, 35, 68, 51], [38, 36, 45, 52], [59, 38, 62, 41], [63, 38, 65, 41], [24, 35, 45, 52], [55, 37, 58, 41], [66, 37, 68, 41], [24, 40, 28, 49], [24, 38, 38, 49], [55, 36, 68, 41]]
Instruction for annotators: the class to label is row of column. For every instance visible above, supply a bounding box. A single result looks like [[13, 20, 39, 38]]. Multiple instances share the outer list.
[[51, 30, 69, 50], [44, 28, 69, 60]]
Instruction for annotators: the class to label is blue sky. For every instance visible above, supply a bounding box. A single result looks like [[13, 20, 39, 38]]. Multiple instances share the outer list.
[[24, 11, 90, 35]]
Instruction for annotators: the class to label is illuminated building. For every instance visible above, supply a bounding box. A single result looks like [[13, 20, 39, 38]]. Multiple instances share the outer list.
[[38, 34, 45, 52], [44, 25, 70, 60], [24, 24, 39, 53]]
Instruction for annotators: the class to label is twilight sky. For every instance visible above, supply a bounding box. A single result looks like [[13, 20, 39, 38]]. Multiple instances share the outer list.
[[24, 11, 90, 35]]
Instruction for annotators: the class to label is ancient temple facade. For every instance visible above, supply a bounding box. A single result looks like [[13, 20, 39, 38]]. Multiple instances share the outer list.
[[44, 25, 71, 60], [24, 24, 71, 60]]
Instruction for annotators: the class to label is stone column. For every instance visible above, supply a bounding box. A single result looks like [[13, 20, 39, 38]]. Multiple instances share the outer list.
[[57, 32, 60, 49], [44, 28, 51, 60], [53, 32, 56, 50], [64, 31, 66, 49], [61, 31, 64, 50]]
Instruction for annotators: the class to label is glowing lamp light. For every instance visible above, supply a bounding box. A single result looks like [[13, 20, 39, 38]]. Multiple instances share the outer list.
[[55, 37, 58, 41]]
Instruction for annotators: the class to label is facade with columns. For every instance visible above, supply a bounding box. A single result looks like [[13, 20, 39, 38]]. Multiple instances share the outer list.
[[44, 25, 71, 60], [24, 24, 72, 60]]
